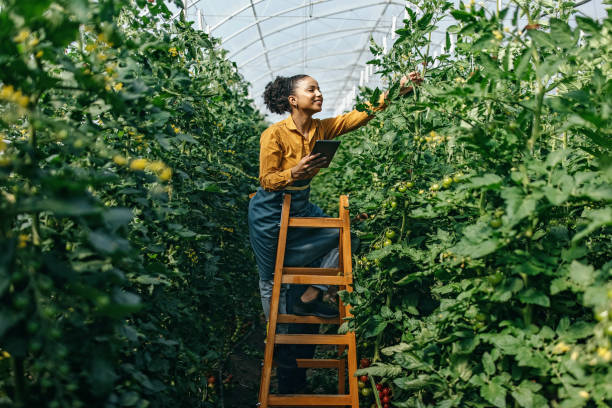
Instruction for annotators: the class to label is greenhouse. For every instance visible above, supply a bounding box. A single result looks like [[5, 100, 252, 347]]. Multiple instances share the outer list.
[[0, 1, 610, 407]]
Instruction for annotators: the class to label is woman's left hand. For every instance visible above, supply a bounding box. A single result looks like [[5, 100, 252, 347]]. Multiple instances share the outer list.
[[399, 71, 423, 95]]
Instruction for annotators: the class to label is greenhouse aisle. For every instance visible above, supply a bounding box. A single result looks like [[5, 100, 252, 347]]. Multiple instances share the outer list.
[[0, 1, 610, 408]]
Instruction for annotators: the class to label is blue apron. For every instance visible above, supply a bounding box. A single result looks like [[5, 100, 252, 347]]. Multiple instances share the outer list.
[[248, 179, 339, 281]]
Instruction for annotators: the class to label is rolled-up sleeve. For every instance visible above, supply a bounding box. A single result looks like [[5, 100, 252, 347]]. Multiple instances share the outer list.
[[321, 93, 387, 140], [259, 130, 293, 191]]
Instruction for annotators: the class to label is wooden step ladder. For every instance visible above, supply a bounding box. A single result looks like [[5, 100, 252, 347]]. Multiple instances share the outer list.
[[257, 194, 359, 408]]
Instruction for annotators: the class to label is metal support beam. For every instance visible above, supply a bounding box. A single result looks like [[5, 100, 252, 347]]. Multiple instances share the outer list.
[[227, 1, 405, 59], [249, 0, 274, 82]]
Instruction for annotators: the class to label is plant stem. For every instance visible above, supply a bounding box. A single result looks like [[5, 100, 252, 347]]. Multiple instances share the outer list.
[[369, 375, 382, 408], [12, 357, 26, 408]]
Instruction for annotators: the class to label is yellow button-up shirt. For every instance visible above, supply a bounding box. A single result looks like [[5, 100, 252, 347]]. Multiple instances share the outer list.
[[259, 96, 386, 191]]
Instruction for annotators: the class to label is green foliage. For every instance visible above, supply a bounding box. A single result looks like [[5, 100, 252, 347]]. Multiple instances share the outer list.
[[0, 1, 263, 407], [313, 1, 612, 406]]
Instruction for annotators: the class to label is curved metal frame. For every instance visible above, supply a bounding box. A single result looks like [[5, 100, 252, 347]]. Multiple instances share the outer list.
[[251, 49, 370, 83], [227, 1, 406, 59], [239, 26, 392, 69]]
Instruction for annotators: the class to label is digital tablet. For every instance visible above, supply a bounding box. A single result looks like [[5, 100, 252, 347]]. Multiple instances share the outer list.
[[310, 140, 341, 168]]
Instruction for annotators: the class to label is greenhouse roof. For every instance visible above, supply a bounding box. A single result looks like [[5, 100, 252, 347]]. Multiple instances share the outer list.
[[174, 0, 606, 122]]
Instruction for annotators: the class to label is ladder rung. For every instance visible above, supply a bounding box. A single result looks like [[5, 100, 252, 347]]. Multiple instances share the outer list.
[[283, 267, 341, 276], [275, 334, 350, 345], [281, 275, 347, 285], [296, 358, 344, 368], [277, 314, 340, 324], [268, 394, 351, 406], [288, 217, 343, 228]]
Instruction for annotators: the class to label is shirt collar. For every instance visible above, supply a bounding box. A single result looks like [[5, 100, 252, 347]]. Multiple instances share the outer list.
[[284, 115, 297, 131], [284, 115, 318, 133]]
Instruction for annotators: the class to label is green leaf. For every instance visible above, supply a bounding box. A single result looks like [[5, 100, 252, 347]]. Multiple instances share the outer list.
[[518, 288, 550, 307], [356, 363, 402, 377], [483, 352, 496, 375], [481, 377, 507, 408], [451, 10, 476, 23], [568, 261, 595, 287], [549, 18, 576, 48], [470, 173, 502, 189]]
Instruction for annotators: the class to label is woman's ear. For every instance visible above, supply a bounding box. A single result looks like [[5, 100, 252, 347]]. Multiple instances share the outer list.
[[288, 95, 297, 110]]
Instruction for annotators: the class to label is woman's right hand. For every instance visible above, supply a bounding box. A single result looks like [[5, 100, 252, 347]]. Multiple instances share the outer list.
[[291, 153, 328, 180]]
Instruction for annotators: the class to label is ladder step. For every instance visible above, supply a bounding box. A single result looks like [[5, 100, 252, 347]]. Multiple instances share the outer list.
[[277, 314, 340, 324], [283, 267, 341, 276], [281, 275, 347, 285], [275, 334, 350, 345], [296, 358, 344, 368], [268, 394, 351, 406], [288, 217, 343, 228]]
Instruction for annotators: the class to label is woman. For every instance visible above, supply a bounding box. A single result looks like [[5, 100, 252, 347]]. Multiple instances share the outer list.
[[248, 72, 421, 393]]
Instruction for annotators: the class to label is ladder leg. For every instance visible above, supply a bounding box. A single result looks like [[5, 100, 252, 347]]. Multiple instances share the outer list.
[[340, 195, 359, 408], [259, 194, 292, 408]]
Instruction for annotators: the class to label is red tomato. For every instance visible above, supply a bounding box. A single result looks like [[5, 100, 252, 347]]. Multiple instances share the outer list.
[[359, 375, 368, 383], [360, 358, 371, 368], [207, 376, 216, 384], [384, 404, 390, 408], [383, 387, 391, 395], [383, 395, 390, 403], [376, 383, 383, 391]]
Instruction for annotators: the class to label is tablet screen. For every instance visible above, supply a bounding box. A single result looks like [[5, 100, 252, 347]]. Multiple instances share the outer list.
[[311, 140, 341, 168]]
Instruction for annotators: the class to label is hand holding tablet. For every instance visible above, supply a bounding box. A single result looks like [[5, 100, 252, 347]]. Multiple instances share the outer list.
[[310, 140, 340, 168]]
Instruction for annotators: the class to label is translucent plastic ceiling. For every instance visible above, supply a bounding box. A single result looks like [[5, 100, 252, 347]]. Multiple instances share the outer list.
[[174, 0, 606, 122]]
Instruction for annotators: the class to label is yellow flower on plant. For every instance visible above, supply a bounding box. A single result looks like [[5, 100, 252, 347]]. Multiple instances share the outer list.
[[130, 158, 148, 171], [85, 43, 96, 52], [597, 347, 611, 362], [113, 155, 127, 166], [36, 50, 43, 58], [168, 47, 178, 57], [0, 350, 10, 359], [493, 30, 503, 40], [147, 161, 165, 173], [503, 26, 510, 33], [0, 85, 14, 99], [113, 82, 123, 91], [13, 29, 30, 43], [552, 341, 570, 354], [27, 37, 39, 47], [18, 234, 29, 248], [578, 391, 589, 399], [159, 167, 172, 181]]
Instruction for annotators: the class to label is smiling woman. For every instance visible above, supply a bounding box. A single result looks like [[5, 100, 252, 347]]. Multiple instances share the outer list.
[[248, 71, 420, 393]]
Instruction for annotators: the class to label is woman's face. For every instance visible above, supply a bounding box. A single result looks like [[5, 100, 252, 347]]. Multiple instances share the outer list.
[[289, 76, 323, 114]]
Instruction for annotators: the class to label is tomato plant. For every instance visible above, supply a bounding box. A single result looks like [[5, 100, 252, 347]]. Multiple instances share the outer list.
[[314, 0, 612, 406], [0, 1, 263, 407]]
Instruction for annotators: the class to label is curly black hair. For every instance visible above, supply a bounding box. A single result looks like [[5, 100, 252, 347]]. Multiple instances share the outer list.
[[262, 75, 308, 114]]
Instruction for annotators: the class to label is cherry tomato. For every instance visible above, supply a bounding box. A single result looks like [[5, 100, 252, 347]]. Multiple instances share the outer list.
[[430, 183, 440, 191], [358, 380, 366, 389], [360, 358, 371, 368], [383, 395, 390, 403], [390, 201, 397, 209], [207, 376, 216, 384], [442, 176, 453, 188], [360, 375, 368, 383], [383, 239, 393, 247], [595, 310, 609, 322], [361, 387, 372, 397], [385, 230, 396, 239], [397, 185, 407, 193], [406, 181, 414, 188], [490, 219, 502, 228], [384, 404, 390, 408], [376, 383, 383, 391], [383, 387, 391, 396]]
